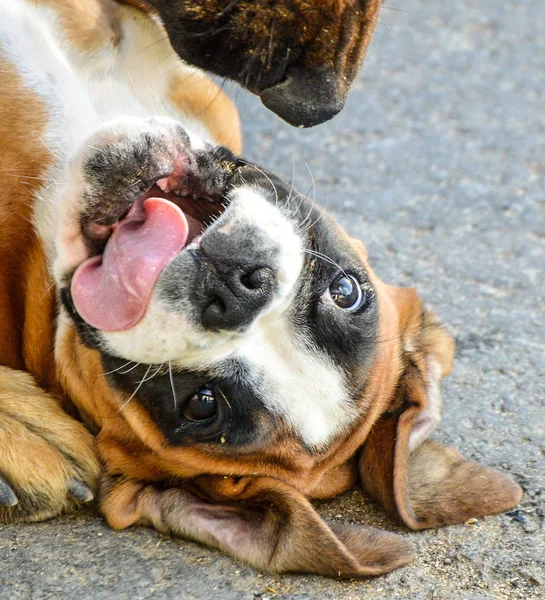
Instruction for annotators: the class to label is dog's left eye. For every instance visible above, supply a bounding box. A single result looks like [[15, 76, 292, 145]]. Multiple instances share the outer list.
[[324, 274, 366, 312], [183, 386, 217, 422]]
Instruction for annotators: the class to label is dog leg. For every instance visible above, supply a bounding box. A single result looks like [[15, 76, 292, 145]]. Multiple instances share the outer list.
[[0, 367, 99, 523]]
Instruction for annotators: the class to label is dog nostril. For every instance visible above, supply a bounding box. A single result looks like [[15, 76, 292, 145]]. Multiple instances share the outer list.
[[240, 267, 270, 291], [202, 296, 227, 330], [207, 296, 226, 313]]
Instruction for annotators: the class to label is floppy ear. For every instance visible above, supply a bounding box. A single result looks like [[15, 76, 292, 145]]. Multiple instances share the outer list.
[[101, 474, 414, 577], [360, 293, 522, 529]]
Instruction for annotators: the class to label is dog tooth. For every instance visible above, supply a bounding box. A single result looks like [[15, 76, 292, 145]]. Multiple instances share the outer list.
[[156, 177, 169, 193], [186, 240, 201, 251]]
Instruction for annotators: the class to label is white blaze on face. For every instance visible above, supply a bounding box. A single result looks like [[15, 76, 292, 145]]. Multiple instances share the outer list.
[[238, 319, 356, 449], [220, 186, 305, 302]]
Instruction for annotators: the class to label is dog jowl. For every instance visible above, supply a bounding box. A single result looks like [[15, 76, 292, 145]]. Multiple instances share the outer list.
[[51, 117, 523, 578], [128, 0, 383, 127]]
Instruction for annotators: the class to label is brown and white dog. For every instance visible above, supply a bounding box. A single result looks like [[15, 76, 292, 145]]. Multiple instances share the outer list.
[[0, 0, 522, 579]]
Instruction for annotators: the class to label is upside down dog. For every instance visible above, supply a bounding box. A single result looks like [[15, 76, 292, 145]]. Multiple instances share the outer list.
[[0, 0, 522, 578]]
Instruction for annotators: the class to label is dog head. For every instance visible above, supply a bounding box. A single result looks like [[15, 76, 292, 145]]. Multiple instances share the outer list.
[[54, 128, 522, 577], [59, 153, 386, 455], [123, 0, 382, 127]]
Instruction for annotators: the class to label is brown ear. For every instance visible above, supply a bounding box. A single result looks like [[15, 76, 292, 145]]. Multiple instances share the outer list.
[[101, 474, 414, 577], [360, 302, 522, 529]]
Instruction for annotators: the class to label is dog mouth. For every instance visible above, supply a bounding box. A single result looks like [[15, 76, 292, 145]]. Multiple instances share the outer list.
[[70, 175, 232, 332]]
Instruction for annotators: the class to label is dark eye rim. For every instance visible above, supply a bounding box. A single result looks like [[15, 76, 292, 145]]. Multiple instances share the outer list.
[[174, 383, 234, 442], [322, 272, 372, 313]]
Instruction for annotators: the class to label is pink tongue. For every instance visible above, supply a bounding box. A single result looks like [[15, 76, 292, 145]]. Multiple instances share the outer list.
[[71, 198, 188, 331]]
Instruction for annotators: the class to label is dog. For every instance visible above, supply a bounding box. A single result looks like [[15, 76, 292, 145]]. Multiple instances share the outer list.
[[0, 0, 522, 579]]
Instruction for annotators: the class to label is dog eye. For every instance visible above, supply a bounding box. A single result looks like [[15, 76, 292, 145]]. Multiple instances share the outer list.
[[183, 386, 217, 422], [324, 274, 366, 311]]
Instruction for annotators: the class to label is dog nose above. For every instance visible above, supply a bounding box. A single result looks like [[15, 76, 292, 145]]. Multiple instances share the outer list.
[[260, 67, 345, 128], [197, 257, 277, 331]]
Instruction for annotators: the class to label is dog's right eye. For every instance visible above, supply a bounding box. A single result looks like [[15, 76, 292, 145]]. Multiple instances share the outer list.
[[324, 274, 367, 312], [183, 386, 217, 422]]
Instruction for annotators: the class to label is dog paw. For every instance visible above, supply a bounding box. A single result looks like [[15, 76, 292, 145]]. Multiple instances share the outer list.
[[0, 368, 100, 523]]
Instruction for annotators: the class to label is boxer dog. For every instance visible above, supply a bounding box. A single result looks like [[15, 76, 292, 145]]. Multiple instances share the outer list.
[[0, 0, 521, 578]]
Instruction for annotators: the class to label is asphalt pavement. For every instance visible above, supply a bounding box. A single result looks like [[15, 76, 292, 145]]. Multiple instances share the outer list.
[[1, 1, 543, 598]]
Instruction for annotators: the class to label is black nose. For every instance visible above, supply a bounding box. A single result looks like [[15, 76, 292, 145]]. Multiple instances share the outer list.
[[259, 67, 345, 128], [194, 248, 277, 331]]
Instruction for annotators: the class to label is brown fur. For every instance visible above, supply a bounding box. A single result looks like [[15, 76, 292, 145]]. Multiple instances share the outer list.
[[190, 0, 378, 85], [168, 71, 242, 154], [101, 473, 414, 578], [28, 0, 123, 52], [0, 61, 55, 377], [0, 2, 240, 522], [0, 367, 99, 523], [0, 0, 522, 578], [121, 1, 383, 126], [359, 296, 522, 530], [138, 0, 381, 93]]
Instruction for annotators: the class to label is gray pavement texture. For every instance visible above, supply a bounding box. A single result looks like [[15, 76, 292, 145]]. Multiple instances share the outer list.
[[1, 1, 544, 599]]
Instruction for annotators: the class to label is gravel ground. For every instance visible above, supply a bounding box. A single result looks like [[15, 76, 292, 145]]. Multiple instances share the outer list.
[[1, 1, 544, 598]]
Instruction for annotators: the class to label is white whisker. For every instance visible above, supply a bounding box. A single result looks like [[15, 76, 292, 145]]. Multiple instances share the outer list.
[[103, 361, 134, 376], [118, 364, 152, 412], [118, 361, 142, 375], [239, 159, 279, 208], [144, 362, 164, 383], [304, 248, 347, 277], [302, 159, 317, 205], [286, 155, 297, 209], [169, 361, 178, 410]]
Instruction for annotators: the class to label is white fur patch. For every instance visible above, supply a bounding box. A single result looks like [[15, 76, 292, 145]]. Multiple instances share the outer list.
[[238, 321, 356, 449]]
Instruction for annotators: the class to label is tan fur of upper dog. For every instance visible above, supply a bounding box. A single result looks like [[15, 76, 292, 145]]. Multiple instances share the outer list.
[[0, 0, 522, 578]]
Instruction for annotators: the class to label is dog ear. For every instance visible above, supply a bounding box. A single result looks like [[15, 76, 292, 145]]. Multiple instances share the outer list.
[[360, 288, 522, 530], [101, 474, 414, 577]]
